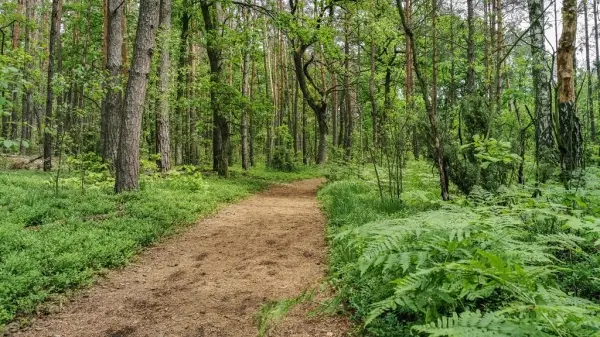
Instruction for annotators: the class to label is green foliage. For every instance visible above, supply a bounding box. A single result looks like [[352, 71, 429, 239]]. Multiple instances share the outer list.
[[270, 125, 296, 172], [255, 290, 315, 337], [319, 166, 600, 337]]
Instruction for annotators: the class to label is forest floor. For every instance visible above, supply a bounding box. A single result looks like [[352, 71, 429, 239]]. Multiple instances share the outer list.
[[11, 178, 349, 337]]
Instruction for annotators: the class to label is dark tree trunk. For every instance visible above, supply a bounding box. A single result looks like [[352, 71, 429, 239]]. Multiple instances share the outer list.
[[292, 49, 328, 164], [594, 0, 600, 143], [156, 0, 172, 172], [302, 98, 308, 165], [44, 0, 62, 171], [115, 0, 160, 192], [466, 0, 475, 93], [241, 9, 251, 171], [175, 6, 190, 165], [20, 0, 33, 154], [102, 0, 124, 171], [201, 0, 230, 176]]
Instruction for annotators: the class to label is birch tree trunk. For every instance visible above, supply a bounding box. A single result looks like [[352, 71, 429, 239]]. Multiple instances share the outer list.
[[557, 0, 582, 181], [527, 0, 556, 180]]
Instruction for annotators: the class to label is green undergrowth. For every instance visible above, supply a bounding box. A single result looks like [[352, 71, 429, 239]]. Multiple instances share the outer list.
[[0, 164, 322, 329], [319, 162, 600, 336]]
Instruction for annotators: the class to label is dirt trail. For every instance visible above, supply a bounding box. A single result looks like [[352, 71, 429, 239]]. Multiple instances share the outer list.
[[13, 179, 349, 337]]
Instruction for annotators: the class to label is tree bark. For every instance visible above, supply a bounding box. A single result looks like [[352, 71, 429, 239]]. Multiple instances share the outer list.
[[369, 25, 377, 147], [201, 0, 230, 176], [20, 0, 33, 153], [44, 0, 62, 171], [156, 0, 172, 172], [594, 0, 600, 143], [102, 0, 124, 170], [557, 0, 582, 179], [527, 0, 556, 178], [241, 6, 251, 171], [174, 6, 190, 165], [466, 0, 475, 94], [584, 0, 596, 141], [115, 0, 160, 192]]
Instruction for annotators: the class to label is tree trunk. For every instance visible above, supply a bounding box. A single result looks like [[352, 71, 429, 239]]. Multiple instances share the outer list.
[[156, 0, 172, 172], [20, 0, 33, 154], [102, 0, 124, 170], [397, 0, 449, 200], [188, 43, 198, 165], [466, 0, 475, 94], [175, 6, 190, 165], [201, 0, 229, 176], [527, 0, 556, 178], [292, 49, 328, 164], [115, 0, 160, 192], [44, 0, 62, 171], [302, 98, 308, 165], [241, 7, 250, 171], [369, 27, 377, 147], [584, 0, 596, 141], [594, 0, 600, 143], [342, 11, 352, 160], [557, 0, 582, 180], [10, 15, 21, 140]]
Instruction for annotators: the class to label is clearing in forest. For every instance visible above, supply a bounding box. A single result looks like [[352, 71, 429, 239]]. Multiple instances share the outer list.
[[13, 179, 348, 337]]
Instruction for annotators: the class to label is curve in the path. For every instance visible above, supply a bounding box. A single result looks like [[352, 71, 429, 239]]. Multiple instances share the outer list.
[[13, 178, 348, 337]]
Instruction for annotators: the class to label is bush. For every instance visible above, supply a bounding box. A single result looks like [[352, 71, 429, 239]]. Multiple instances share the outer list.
[[320, 171, 600, 336]]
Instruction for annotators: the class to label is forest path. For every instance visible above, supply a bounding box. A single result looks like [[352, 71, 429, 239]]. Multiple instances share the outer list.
[[14, 179, 349, 337]]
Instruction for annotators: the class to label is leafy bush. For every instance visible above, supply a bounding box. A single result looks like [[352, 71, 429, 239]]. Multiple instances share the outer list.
[[270, 125, 296, 172], [320, 171, 600, 336]]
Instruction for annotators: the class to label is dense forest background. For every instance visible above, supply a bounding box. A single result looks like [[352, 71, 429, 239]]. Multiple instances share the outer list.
[[0, 0, 596, 195]]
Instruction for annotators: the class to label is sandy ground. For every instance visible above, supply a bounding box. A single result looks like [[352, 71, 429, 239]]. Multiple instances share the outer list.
[[11, 179, 349, 337]]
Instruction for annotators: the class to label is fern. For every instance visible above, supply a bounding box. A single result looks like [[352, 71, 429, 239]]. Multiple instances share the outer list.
[[321, 176, 600, 336], [413, 310, 549, 337]]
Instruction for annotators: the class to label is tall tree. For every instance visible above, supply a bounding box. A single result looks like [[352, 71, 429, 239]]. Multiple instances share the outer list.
[[289, 0, 331, 164], [102, 0, 124, 170], [584, 0, 595, 141], [594, 0, 600, 143], [397, 0, 449, 200], [557, 0, 582, 180], [115, 0, 160, 192], [156, 0, 172, 172], [20, 0, 34, 153], [241, 6, 251, 171], [43, 0, 62, 171], [527, 0, 556, 179], [200, 0, 230, 176]]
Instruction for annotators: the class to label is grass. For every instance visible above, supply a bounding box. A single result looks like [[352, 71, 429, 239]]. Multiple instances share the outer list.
[[0, 164, 322, 329]]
